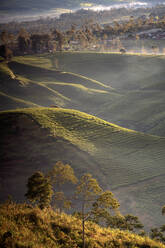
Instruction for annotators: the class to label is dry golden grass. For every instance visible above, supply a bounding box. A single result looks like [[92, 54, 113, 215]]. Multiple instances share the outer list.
[[0, 201, 164, 248]]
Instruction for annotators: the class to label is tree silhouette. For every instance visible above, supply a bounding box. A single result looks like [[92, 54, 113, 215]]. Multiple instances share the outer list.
[[75, 173, 102, 248], [0, 45, 13, 61], [25, 171, 53, 209]]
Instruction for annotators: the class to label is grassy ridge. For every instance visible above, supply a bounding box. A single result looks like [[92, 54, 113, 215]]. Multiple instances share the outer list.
[[1, 202, 164, 248], [3, 106, 163, 187], [4, 53, 165, 136], [0, 61, 70, 108], [11, 58, 112, 90], [0, 91, 39, 110], [0, 59, 119, 115], [9, 52, 165, 136], [41, 52, 165, 136], [1, 107, 165, 227]]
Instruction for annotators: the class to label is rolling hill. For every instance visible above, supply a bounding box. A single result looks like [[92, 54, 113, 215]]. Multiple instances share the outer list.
[[44, 52, 165, 136], [1, 52, 165, 229], [3, 52, 165, 137], [1, 107, 165, 228], [0, 58, 119, 114]]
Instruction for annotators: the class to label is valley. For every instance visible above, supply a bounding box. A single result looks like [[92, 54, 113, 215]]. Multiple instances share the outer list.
[[1, 52, 165, 136], [0, 52, 165, 229], [1, 0, 165, 244]]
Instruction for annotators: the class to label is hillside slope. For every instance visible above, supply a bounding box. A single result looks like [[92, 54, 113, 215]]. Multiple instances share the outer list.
[[0, 202, 164, 248], [47, 52, 165, 134], [0, 107, 165, 228], [51, 52, 165, 136], [0, 59, 119, 115], [7, 52, 165, 137]]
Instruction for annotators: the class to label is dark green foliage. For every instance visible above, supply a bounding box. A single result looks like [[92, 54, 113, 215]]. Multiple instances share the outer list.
[[0, 45, 13, 61], [162, 206, 165, 216], [91, 191, 120, 226], [106, 214, 144, 232], [149, 206, 165, 244], [150, 228, 164, 243], [25, 171, 53, 209], [30, 34, 51, 53]]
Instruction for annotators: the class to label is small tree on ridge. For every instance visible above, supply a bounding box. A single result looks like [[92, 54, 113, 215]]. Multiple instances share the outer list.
[[25, 171, 53, 209]]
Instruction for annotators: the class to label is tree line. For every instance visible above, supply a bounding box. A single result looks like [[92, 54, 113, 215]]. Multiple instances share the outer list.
[[25, 161, 165, 246], [25, 161, 146, 247], [1, 12, 165, 60]]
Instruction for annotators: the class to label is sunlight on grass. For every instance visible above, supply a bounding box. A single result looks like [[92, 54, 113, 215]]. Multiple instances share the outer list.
[[0, 91, 39, 107], [63, 71, 111, 89], [44, 82, 109, 94], [13, 55, 52, 69], [0, 202, 164, 248], [0, 62, 15, 79]]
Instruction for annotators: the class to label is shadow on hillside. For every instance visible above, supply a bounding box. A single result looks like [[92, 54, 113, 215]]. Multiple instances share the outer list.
[[8, 61, 107, 90]]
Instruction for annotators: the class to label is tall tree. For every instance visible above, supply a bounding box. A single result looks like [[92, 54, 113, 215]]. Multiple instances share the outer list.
[[0, 31, 9, 45], [75, 173, 102, 248], [0, 45, 13, 61], [91, 190, 120, 226], [25, 171, 53, 209], [17, 28, 31, 53], [30, 34, 50, 53], [162, 206, 165, 215], [149, 205, 165, 243], [49, 161, 77, 211], [52, 29, 64, 51]]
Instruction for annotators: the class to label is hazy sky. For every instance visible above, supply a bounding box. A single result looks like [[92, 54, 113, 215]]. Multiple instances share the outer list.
[[0, 0, 164, 23]]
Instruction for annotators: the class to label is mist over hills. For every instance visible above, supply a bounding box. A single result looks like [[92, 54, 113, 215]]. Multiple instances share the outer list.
[[1, 107, 165, 229], [1, 52, 165, 229], [1, 0, 164, 24], [51, 52, 165, 137], [1, 0, 165, 240], [2, 53, 165, 137]]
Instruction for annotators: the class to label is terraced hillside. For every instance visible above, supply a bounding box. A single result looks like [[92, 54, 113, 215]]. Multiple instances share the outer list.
[[0, 107, 165, 228], [5, 52, 165, 137], [49, 52, 165, 136], [0, 59, 119, 114]]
